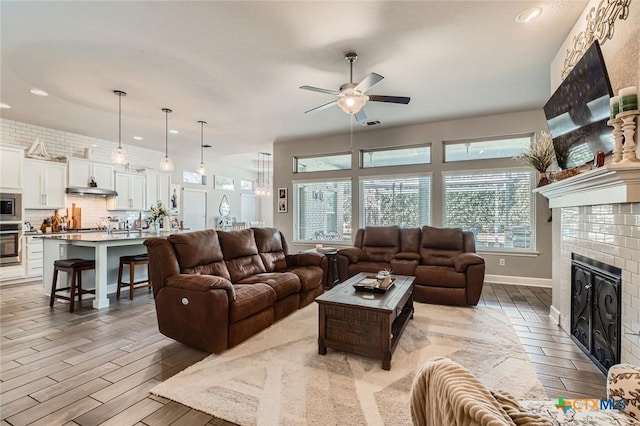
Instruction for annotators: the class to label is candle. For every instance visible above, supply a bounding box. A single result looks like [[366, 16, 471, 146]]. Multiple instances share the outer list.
[[619, 86, 638, 113], [610, 95, 620, 119], [315, 244, 323, 250]]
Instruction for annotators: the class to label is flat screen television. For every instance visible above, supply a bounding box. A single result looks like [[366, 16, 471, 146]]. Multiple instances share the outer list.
[[543, 40, 614, 169]]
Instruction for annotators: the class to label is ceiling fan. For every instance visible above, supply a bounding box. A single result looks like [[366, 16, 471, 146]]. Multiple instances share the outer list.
[[300, 52, 411, 123]]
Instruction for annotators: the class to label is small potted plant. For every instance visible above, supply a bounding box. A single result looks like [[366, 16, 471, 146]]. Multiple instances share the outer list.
[[515, 130, 556, 187]]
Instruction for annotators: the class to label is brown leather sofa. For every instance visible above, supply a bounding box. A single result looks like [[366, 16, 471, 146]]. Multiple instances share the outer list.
[[144, 227, 325, 353], [337, 225, 484, 306]]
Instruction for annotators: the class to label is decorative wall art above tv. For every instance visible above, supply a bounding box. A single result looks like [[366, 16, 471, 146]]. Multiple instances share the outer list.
[[544, 41, 614, 170]]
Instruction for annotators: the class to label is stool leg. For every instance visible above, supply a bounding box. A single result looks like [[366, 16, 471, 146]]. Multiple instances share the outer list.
[[77, 270, 83, 302], [69, 269, 77, 313], [117, 261, 124, 299], [50, 269, 59, 307], [130, 263, 135, 300]]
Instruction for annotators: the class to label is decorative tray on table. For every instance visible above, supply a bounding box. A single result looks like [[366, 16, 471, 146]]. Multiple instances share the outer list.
[[352, 277, 396, 294]]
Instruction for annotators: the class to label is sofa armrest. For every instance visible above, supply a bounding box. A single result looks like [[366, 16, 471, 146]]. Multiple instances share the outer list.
[[394, 251, 421, 261], [338, 247, 367, 263], [166, 274, 236, 300], [454, 253, 484, 273], [285, 252, 323, 268]]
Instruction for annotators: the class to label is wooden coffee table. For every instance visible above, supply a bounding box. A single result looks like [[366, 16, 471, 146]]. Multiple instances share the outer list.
[[315, 272, 415, 370]]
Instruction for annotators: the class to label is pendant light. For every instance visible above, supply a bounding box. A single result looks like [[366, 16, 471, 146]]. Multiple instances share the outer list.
[[159, 108, 174, 172], [196, 120, 207, 176], [111, 90, 128, 164]]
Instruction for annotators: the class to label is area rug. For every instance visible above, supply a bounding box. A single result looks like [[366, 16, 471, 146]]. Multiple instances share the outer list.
[[151, 303, 546, 425]]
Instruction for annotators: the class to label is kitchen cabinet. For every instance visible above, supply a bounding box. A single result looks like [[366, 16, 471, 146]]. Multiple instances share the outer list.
[[23, 159, 67, 209], [107, 172, 145, 210], [68, 158, 114, 190], [145, 170, 170, 210], [24, 235, 44, 277], [0, 144, 25, 191]]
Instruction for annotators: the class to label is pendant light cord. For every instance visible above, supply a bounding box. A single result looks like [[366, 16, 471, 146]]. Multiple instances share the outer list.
[[118, 94, 122, 149], [165, 110, 169, 157], [200, 121, 204, 163]]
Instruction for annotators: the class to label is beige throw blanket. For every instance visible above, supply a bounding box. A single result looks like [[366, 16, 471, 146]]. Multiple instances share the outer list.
[[410, 357, 552, 426]]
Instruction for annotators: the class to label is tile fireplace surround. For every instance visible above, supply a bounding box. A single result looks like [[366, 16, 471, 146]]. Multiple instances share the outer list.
[[538, 165, 640, 366]]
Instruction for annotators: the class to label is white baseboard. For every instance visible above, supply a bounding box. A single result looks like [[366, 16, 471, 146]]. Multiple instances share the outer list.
[[549, 305, 561, 325], [484, 274, 552, 288]]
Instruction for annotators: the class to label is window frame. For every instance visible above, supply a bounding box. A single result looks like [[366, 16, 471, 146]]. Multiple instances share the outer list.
[[359, 143, 432, 169], [442, 133, 533, 163], [293, 152, 352, 173], [292, 177, 353, 244], [441, 167, 537, 253], [359, 172, 432, 228]]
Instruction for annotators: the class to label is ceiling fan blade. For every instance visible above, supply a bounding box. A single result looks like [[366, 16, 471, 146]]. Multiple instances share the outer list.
[[354, 108, 368, 123], [354, 73, 384, 93], [299, 85, 340, 96], [304, 100, 338, 114], [368, 95, 411, 104]]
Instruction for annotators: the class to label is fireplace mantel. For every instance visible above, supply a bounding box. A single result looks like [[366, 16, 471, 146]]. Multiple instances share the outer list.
[[534, 163, 640, 208]]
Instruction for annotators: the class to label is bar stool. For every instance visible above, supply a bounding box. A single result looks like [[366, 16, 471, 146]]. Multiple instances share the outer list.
[[117, 254, 151, 300], [49, 258, 96, 313]]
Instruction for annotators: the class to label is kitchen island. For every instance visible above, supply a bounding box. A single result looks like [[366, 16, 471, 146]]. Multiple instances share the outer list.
[[39, 231, 170, 309]]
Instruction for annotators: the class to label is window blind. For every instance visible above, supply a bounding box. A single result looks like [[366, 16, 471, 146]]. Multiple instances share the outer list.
[[360, 175, 431, 228]]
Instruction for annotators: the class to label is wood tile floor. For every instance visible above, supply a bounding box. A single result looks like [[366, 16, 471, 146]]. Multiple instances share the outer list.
[[1, 281, 605, 425]]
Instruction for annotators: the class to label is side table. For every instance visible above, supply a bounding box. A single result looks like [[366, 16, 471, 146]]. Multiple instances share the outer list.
[[304, 248, 340, 288]]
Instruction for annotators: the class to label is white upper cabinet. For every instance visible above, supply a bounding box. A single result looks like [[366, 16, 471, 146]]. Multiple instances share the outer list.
[[23, 159, 67, 209], [145, 170, 170, 210], [0, 144, 25, 191], [68, 158, 114, 189], [107, 172, 145, 211]]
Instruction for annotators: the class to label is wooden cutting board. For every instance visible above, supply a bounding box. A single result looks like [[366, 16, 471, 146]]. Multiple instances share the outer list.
[[71, 203, 82, 229]]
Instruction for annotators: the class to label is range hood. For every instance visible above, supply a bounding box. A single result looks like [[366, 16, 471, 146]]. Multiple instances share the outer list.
[[66, 187, 118, 197]]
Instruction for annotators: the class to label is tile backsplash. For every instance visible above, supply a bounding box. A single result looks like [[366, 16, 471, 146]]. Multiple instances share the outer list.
[[559, 203, 640, 366]]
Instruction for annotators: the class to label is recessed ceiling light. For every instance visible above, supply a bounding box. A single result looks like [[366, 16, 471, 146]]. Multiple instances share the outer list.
[[30, 88, 49, 97], [169, 129, 179, 134], [91, 144, 98, 147], [0, 102, 11, 109], [515, 7, 542, 23], [133, 136, 143, 140]]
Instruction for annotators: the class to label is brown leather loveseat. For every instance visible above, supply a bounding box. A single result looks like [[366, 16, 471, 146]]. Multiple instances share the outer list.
[[337, 225, 484, 306], [144, 227, 325, 353]]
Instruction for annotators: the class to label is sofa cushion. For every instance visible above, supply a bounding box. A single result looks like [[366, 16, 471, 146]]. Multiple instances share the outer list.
[[218, 229, 267, 282], [400, 228, 422, 253], [414, 265, 466, 288], [420, 226, 464, 266], [252, 227, 287, 272], [286, 266, 324, 292], [229, 284, 276, 323], [362, 226, 400, 262], [348, 261, 392, 277], [238, 272, 301, 300], [167, 229, 232, 281]]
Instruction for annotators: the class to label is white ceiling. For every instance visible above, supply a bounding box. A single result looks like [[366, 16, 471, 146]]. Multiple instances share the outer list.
[[1, 1, 587, 159]]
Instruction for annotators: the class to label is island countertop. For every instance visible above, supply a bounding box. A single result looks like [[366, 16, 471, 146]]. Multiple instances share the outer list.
[[40, 229, 185, 309]]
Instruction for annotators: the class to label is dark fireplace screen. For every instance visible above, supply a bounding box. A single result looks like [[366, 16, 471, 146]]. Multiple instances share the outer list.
[[571, 253, 621, 374]]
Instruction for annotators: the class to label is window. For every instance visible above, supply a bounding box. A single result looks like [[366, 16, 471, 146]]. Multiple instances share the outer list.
[[293, 180, 352, 242], [295, 153, 351, 173], [361, 145, 431, 168], [360, 175, 431, 227], [443, 169, 535, 251], [444, 135, 532, 162], [183, 171, 204, 185]]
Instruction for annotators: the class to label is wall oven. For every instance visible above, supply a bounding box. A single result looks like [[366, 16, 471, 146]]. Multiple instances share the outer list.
[[0, 223, 22, 265], [0, 193, 22, 222]]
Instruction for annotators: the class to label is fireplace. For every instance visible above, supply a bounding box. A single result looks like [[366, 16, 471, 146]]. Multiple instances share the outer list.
[[571, 253, 621, 374]]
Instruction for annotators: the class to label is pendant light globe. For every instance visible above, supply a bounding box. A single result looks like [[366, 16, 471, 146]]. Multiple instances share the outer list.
[[159, 108, 174, 172], [111, 90, 128, 165], [196, 120, 207, 176]]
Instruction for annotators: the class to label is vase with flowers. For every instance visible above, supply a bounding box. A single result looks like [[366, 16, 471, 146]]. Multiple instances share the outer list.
[[515, 130, 556, 187], [149, 202, 169, 234]]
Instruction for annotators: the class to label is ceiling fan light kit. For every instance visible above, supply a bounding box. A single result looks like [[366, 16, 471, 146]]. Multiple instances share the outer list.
[[300, 52, 410, 123], [111, 90, 128, 165], [159, 108, 175, 172]]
